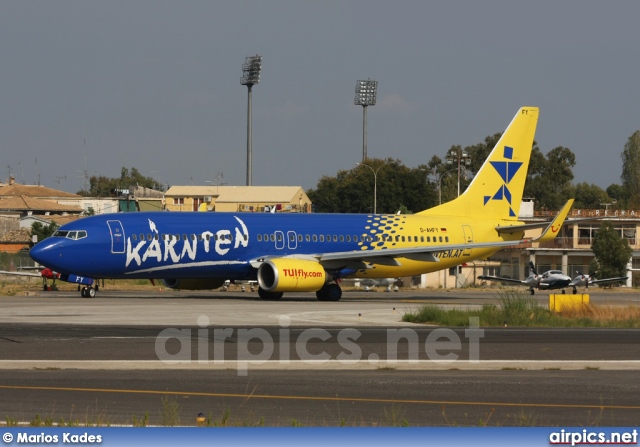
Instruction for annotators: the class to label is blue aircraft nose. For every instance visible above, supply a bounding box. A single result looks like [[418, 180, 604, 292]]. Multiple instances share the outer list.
[[30, 239, 65, 270]]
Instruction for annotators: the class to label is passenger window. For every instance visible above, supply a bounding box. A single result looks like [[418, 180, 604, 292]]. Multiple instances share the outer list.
[[305, 235, 310, 242], [270, 234, 275, 242], [298, 234, 303, 242], [320, 235, 325, 242], [257, 234, 262, 242], [339, 235, 344, 242], [132, 234, 137, 241], [277, 234, 282, 241], [140, 234, 144, 241], [445, 236, 449, 242], [333, 235, 337, 242], [147, 234, 152, 241], [312, 235, 318, 242], [346, 235, 351, 242], [439, 236, 443, 242]]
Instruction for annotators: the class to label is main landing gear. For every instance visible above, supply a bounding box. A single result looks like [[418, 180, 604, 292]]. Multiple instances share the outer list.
[[256, 282, 343, 302], [316, 283, 342, 302], [258, 288, 283, 301]]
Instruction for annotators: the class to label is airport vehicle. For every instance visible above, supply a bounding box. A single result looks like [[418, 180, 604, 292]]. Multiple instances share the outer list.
[[221, 279, 257, 292], [479, 262, 572, 295], [359, 278, 399, 292], [29, 107, 572, 301], [568, 272, 628, 294], [0, 266, 62, 291]]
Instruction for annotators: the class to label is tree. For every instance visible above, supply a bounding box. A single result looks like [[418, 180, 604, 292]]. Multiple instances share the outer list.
[[307, 158, 437, 214], [77, 166, 161, 197], [523, 146, 575, 210], [621, 130, 640, 208], [606, 183, 626, 205], [572, 183, 611, 209], [591, 221, 632, 279], [31, 221, 59, 245]]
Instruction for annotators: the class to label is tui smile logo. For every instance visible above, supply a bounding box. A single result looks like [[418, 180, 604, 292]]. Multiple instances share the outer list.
[[483, 146, 523, 217]]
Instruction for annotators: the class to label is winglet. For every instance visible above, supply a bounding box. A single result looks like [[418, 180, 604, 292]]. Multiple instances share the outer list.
[[531, 199, 574, 243]]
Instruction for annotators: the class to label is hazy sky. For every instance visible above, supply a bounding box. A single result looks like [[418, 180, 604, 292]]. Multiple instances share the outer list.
[[2, 1, 640, 194]]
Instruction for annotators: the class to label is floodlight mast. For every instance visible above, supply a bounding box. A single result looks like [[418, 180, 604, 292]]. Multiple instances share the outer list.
[[354, 79, 378, 161], [241, 55, 262, 186]]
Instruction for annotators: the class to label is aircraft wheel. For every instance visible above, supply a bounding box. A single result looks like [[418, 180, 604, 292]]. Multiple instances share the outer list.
[[561, 289, 566, 294], [258, 288, 283, 301], [87, 287, 96, 298], [572, 287, 577, 294], [529, 288, 535, 295], [316, 283, 342, 302], [81, 287, 87, 298], [43, 284, 48, 291]]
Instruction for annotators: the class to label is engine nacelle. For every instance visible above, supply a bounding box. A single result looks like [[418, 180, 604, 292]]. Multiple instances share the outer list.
[[258, 258, 326, 292], [161, 278, 226, 290]]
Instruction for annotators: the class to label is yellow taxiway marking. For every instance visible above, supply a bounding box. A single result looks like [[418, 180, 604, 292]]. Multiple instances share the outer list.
[[1, 385, 639, 411]]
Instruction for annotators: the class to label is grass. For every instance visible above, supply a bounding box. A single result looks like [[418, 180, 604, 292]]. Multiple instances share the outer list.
[[403, 289, 640, 328], [0, 276, 160, 295]]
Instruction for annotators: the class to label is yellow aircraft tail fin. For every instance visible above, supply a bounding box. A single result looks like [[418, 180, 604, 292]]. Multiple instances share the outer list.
[[420, 107, 539, 220]]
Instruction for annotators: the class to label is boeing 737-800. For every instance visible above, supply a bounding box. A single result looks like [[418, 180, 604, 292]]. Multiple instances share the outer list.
[[29, 107, 573, 301]]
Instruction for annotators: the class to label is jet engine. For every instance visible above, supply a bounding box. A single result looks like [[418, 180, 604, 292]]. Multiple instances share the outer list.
[[161, 278, 227, 290], [257, 258, 326, 292]]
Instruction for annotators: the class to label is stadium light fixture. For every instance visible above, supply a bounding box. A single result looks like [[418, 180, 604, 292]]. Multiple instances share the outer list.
[[354, 79, 378, 162], [241, 55, 262, 186]]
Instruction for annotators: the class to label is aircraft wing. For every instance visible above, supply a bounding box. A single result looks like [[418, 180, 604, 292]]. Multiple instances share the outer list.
[[589, 276, 628, 286], [0, 270, 42, 278], [317, 239, 527, 267], [476, 275, 528, 286]]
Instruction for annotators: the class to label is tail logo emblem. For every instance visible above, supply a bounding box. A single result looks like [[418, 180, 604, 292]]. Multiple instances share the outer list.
[[483, 146, 523, 217]]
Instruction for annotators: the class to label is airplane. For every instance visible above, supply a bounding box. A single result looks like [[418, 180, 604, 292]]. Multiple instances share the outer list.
[[568, 272, 628, 294], [29, 106, 574, 301], [478, 262, 572, 295]]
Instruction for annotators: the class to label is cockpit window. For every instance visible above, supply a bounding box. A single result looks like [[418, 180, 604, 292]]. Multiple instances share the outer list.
[[54, 230, 87, 240]]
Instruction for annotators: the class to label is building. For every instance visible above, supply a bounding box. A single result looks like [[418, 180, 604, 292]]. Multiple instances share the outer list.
[[0, 177, 84, 219], [0, 228, 31, 253], [164, 185, 311, 213]]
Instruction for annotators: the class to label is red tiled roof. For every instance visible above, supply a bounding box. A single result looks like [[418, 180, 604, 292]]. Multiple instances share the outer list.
[[0, 196, 83, 213], [0, 183, 81, 199], [0, 228, 31, 244]]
